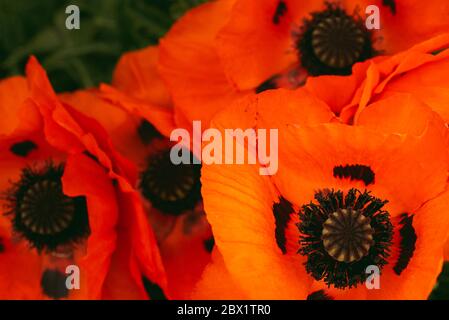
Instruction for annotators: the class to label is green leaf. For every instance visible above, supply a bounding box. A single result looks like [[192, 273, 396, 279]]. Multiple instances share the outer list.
[[0, 0, 206, 91]]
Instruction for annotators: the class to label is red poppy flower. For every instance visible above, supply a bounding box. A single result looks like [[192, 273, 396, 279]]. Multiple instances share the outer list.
[[217, 0, 449, 90], [195, 87, 449, 299], [62, 46, 214, 299], [158, 0, 449, 127], [297, 34, 449, 264], [0, 57, 167, 300]]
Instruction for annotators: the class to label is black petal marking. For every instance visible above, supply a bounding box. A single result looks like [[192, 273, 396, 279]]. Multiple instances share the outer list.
[[255, 75, 279, 93], [204, 236, 215, 253], [273, 196, 294, 254], [0, 237, 4, 253], [137, 119, 162, 145], [273, 1, 288, 25], [333, 164, 375, 186], [307, 290, 334, 300], [428, 262, 449, 300], [142, 277, 167, 300], [393, 213, 417, 275], [83, 151, 99, 164], [382, 0, 396, 15], [10, 140, 37, 157], [41, 269, 69, 299]]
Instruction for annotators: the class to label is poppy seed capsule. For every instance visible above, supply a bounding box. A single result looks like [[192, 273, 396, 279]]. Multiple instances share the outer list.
[[311, 16, 365, 69], [5, 163, 90, 251], [20, 180, 76, 236], [296, 2, 376, 76], [139, 149, 202, 215], [321, 208, 374, 263]]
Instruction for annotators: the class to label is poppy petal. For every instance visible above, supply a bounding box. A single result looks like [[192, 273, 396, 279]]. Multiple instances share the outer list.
[[344, 0, 449, 53], [216, 0, 321, 90], [200, 98, 320, 299], [160, 216, 213, 299], [274, 123, 449, 216], [191, 249, 247, 300], [158, 0, 246, 128], [367, 190, 449, 299], [113, 46, 171, 108], [0, 76, 31, 136], [62, 153, 118, 299]]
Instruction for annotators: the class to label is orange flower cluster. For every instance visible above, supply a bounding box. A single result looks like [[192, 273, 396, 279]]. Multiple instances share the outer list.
[[1, 0, 449, 300]]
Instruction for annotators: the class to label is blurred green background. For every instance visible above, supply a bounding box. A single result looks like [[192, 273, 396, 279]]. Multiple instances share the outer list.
[[0, 0, 205, 92], [0, 0, 448, 300]]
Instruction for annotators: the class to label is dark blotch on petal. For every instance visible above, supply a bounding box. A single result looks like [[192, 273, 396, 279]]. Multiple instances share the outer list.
[[142, 277, 167, 300], [41, 269, 69, 299], [203, 236, 215, 253], [272, 0, 288, 24], [137, 119, 162, 145], [0, 237, 4, 253], [429, 262, 449, 300], [273, 196, 294, 254], [307, 290, 334, 300], [382, 0, 397, 15], [10, 140, 37, 157], [394, 213, 417, 275], [333, 164, 375, 186], [83, 151, 99, 164], [255, 75, 279, 93]]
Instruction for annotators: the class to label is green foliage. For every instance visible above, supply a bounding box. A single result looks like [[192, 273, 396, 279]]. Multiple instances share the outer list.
[[0, 0, 206, 92]]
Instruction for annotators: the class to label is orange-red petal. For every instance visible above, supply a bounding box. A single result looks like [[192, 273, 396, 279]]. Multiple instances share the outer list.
[[159, 0, 246, 128]]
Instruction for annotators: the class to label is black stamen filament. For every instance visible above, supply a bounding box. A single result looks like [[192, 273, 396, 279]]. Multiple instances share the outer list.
[[298, 188, 393, 289]]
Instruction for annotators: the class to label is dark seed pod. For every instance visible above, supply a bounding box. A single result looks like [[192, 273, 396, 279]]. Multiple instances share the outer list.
[[19, 180, 76, 236], [321, 208, 374, 263], [139, 149, 202, 215], [311, 16, 365, 69], [4, 162, 90, 251]]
